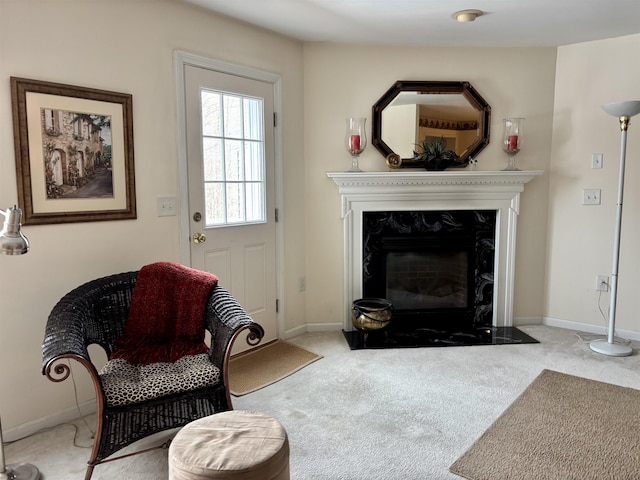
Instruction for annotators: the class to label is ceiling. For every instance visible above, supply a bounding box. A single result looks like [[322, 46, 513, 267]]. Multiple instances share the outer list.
[[182, 0, 640, 47]]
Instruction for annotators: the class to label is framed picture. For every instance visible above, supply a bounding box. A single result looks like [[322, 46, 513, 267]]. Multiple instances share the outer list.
[[10, 77, 136, 225]]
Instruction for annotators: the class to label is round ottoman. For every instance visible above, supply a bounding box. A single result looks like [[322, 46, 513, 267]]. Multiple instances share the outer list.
[[168, 410, 290, 480]]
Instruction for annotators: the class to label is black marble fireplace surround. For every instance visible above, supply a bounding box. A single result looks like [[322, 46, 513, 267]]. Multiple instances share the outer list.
[[364, 209, 496, 329], [345, 209, 538, 349]]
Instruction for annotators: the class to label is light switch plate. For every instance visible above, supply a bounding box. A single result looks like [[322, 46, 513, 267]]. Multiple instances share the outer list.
[[582, 189, 601, 205], [592, 153, 603, 169], [157, 196, 176, 216]]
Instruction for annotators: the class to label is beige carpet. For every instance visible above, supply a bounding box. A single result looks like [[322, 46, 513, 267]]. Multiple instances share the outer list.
[[229, 340, 322, 396], [450, 369, 640, 480]]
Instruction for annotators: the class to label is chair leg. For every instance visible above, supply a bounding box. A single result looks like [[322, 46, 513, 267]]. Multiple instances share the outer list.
[[84, 403, 103, 480], [84, 464, 95, 480]]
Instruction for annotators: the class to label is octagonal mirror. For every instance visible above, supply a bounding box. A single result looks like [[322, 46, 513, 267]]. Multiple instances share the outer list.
[[372, 81, 491, 168]]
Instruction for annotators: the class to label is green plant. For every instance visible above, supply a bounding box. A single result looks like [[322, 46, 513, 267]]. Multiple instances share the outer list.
[[413, 136, 460, 171]]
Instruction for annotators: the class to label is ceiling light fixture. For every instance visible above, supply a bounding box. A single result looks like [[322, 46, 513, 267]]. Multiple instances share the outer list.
[[452, 9, 483, 22]]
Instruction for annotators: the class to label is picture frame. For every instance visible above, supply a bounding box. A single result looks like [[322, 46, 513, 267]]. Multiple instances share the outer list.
[[10, 77, 136, 225]]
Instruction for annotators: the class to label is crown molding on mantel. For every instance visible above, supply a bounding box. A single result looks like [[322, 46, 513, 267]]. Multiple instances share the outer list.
[[327, 170, 543, 219], [326, 169, 543, 331], [327, 170, 543, 188]]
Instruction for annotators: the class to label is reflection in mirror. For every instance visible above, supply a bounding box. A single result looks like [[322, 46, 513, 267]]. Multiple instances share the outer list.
[[372, 81, 490, 169]]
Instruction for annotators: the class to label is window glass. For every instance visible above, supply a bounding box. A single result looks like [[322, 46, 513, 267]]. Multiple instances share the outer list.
[[200, 89, 266, 227]]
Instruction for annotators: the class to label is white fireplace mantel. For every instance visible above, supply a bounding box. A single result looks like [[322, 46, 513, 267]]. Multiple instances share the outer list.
[[327, 170, 543, 331]]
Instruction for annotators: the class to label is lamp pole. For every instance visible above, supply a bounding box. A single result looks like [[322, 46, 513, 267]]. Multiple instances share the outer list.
[[0, 205, 40, 480], [589, 101, 640, 357]]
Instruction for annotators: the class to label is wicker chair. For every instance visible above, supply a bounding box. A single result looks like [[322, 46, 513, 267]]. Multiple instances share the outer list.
[[41, 270, 264, 480]]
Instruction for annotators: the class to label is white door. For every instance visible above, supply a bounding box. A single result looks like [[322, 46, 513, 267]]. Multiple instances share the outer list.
[[184, 64, 278, 349]]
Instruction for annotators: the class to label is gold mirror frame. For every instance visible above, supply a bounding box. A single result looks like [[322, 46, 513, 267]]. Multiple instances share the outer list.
[[372, 81, 491, 169]]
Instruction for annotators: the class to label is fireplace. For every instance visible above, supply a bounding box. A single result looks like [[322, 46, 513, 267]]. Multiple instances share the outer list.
[[328, 170, 542, 334], [362, 210, 496, 332]]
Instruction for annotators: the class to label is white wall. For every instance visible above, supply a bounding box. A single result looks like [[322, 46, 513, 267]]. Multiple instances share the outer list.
[[0, 0, 305, 433], [303, 44, 556, 329], [545, 34, 640, 335]]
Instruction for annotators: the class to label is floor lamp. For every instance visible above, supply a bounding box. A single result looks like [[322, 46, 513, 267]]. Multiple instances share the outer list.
[[0, 206, 40, 480], [589, 100, 640, 357]]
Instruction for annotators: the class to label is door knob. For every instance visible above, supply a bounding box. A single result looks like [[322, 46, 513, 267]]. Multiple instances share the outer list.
[[193, 232, 206, 244]]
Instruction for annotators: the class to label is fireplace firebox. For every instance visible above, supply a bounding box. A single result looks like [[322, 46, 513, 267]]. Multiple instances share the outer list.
[[362, 210, 496, 332]]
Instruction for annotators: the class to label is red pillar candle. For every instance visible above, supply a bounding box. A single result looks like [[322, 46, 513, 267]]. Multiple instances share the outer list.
[[507, 135, 518, 152], [350, 134, 361, 153]]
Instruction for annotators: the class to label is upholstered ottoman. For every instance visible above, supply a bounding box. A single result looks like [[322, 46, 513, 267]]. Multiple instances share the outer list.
[[168, 410, 290, 480]]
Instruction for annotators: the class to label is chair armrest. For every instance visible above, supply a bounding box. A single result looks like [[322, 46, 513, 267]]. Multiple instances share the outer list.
[[42, 271, 138, 373], [205, 285, 264, 408], [42, 295, 93, 369], [41, 287, 104, 404], [206, 285, 264, 368]]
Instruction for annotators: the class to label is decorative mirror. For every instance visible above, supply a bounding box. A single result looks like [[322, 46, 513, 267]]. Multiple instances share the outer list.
[[372, 81, 491, 169]]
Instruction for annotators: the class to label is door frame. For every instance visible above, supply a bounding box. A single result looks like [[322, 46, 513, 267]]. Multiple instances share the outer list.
[[174, 50, 285, 339]]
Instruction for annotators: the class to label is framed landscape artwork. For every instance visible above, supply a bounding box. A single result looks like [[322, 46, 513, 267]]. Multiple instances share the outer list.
[[10, 77, 136, 225]]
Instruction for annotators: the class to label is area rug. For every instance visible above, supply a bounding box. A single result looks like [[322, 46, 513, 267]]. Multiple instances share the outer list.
[[450, 369, 640, 480], [229, 340, 322, 396]]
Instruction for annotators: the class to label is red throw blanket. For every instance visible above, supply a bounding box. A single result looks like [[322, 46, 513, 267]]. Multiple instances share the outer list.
[[111, 262, 218, 364]]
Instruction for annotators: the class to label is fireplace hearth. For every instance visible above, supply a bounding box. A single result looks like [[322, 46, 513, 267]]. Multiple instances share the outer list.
[[343, 326, 539, 349]]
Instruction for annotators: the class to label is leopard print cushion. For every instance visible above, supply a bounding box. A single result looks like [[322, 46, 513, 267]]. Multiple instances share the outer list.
[[99, 353, 221, 407]]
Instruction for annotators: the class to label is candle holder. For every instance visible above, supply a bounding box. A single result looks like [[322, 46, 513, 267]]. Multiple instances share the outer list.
[[345, 117, 367, 172], [502, 117, 524, 171]]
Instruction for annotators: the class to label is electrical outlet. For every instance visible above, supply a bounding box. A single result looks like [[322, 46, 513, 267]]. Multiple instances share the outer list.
[[298, 276, 306, 292], [592, 153, 603, 169], [582, 189, 601, 205], [596, 275, 609, 292]]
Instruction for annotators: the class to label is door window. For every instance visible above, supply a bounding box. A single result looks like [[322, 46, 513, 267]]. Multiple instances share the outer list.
[[200, 90, 266, 227]]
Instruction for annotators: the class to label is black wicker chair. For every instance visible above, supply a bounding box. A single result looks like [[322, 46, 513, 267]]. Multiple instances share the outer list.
[[41, 270, 264, 480]]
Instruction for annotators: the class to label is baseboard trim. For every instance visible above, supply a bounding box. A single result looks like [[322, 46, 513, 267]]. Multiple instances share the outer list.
[[543, 316, 640, 342], [284, 318, 548, 339], [4, 400, 96, 443], [283, 322, 343, 340], [284, 316, 640, 342], [283, 323, 308, 339], [306, 322, 343, 332], [514, 316, 543, 326]]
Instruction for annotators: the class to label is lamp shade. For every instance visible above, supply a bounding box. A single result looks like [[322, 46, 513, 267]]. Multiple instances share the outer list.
[[602, 100, 640, 118], [0, 206, 29, 255]]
